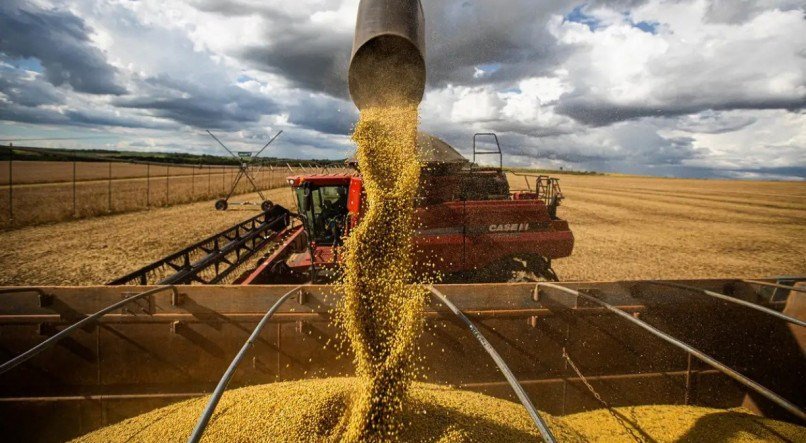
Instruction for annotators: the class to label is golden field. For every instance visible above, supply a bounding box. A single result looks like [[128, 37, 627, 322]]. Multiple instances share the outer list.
[[0, 172, 803, 285], [527, 173, 806, 281], [0, 188, 296, 286], [0, 161, 325, 227]]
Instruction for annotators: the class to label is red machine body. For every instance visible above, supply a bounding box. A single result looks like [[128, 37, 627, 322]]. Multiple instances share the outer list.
[[242, 169, 574, 283]]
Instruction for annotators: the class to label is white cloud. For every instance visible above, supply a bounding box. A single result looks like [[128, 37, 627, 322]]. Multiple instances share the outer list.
[[552, 2, 805, 111], [0, 0, 803, 178]]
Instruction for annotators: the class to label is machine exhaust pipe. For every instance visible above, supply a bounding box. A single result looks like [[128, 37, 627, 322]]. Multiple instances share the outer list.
[[348, 0, 426, 110]]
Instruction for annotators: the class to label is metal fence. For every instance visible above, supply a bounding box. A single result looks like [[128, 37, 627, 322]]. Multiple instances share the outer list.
[[1, 146, 349, 229]]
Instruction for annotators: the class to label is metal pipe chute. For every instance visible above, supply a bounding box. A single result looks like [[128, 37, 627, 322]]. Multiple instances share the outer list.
[[348, 0, 426, 109]]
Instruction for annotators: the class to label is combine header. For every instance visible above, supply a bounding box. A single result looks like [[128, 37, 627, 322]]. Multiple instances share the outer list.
[[108, 206, 293, 285]]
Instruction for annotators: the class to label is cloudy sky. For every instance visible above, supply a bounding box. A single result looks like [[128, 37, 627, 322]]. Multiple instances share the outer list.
[[1, 0, 804, 179]]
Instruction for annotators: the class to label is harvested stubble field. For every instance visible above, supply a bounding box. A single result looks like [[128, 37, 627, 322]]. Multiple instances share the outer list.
[[0, 160, 315, 228], [527, 173, 806, 280], [0, 188, 295, 286], [0, 173, 803, 286]]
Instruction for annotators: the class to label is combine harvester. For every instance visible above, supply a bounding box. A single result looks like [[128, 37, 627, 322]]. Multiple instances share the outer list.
[[108, 130, 573, 286], [0, 0, 803, 441]]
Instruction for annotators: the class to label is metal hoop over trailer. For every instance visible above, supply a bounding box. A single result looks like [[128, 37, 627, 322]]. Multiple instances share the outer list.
[[0, 277, 804, 441]]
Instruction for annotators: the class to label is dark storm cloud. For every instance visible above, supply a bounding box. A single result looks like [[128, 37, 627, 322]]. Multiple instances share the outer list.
[[487, 120, 576, 138], [730, 165, 806, 179], [493, 121, 707, 168], [423, 1, 575, 88], [0, 104, 68, 125], [0, 60, 156, 128], [0, 63, 65, 107], [676, 111, 757, 134], [64, 109, 176, 130], [189, 1, 353, 97], [226, 1, 579, 98], [114, 75, 278, 130], [556, 95, 806, 127], [197, 0, 569, 110], [242, 36, 352, 98], [288, 95, 357, 135], [190, 0, 289, 17], [507, 146, 618, 163], [0, 0, 126, 95], [0, 100, 173, 130]]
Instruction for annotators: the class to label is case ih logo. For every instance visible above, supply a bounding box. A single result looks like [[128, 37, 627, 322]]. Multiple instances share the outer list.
[[489, 223, 530, 232]]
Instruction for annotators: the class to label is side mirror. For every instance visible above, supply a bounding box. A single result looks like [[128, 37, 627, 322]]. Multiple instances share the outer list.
[[301, 185, 312, 212]]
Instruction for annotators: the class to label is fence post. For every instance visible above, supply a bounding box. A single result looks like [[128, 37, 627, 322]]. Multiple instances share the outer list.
[[222, 167, 225, 193], [166, 165, 170, 206], [146, 164, 151, 209], [107, 162, 112, 213], [72, 160, 77, 217], [7, 146, 12, 223], [208, 166, 211, 196], [192, 165, 196, 201]]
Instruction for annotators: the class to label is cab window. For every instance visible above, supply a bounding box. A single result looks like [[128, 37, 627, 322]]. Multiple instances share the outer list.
[[295, 184, 349, 245]]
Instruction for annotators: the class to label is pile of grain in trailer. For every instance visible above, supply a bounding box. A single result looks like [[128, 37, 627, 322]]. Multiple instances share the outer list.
[[73, 378, 806, 442]]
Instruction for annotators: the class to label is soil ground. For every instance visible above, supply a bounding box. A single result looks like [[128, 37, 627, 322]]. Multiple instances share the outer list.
[[0, 173, 803, 285]]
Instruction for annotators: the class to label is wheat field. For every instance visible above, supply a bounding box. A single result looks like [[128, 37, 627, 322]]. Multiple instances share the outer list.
[[530, 174, 806, 281], [0, 173, 803, 286], [0, 161, 331, 227]]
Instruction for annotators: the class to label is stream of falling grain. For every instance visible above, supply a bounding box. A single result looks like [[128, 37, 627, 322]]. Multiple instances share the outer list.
[[337, 105, 428, 441]]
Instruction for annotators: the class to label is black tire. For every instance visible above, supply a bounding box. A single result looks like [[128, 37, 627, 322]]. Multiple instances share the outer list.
[[507, 255, 559, 282], [261, 200, 274, 211], [269, 261, 290, 276], [215, 199, 228, 211]]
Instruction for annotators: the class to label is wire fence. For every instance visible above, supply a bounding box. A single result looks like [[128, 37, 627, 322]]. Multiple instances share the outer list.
[[1, 146, 350, 229]]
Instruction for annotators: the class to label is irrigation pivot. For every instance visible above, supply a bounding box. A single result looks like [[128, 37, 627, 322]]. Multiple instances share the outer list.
[[206, 129, 283, 211]]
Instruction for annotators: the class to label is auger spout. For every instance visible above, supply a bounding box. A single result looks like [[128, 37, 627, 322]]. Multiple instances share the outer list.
[[348, 0, 426, 109]]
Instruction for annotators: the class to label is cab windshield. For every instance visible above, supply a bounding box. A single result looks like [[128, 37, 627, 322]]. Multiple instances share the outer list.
[[295, 184, 349, 245]]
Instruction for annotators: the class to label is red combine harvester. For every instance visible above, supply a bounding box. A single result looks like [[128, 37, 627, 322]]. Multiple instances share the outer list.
[[239, 132, 573, 284]]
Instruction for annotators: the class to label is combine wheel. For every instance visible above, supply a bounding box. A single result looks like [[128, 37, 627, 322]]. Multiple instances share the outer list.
[[261, 200, 274, 211], [269, 261, 291, 277], [215, 199, 228, 211], [509, 255, 559, 282]]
